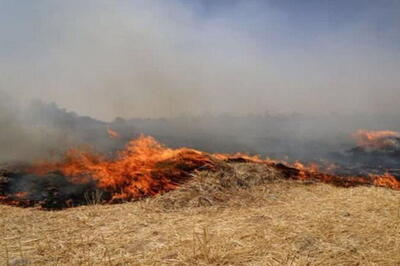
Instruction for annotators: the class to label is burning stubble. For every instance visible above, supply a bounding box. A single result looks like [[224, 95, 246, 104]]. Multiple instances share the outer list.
[[0, 1, 400, 209], [0, 135, 399, 209]]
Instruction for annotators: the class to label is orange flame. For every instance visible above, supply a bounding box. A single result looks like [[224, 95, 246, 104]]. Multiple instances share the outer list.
[[353, 129, 400, 149], [30, 135, 400, 198], [107, 128, 119, 138], [30, 136, 215, 201], [372, 172, 400, 190], [2, 134, 399, 208]]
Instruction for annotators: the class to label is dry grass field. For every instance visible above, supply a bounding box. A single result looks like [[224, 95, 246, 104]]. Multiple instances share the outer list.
[[1, 163, 399, 265]]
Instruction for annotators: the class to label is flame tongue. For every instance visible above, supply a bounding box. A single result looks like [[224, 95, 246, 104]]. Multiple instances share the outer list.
[[30, 136, 215, 201], [353, 129, 400, 150], [107, 127, 119, 138], [372, 173, 400, 190]]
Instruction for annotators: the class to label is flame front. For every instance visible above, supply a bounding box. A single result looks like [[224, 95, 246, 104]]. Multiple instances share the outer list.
[[1, 134, 399, 209], [353, 129, 400, 149], [30, 136, 215, 201]]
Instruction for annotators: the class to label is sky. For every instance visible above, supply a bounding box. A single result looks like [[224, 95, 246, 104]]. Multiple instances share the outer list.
[[0, 0, 399, 120]]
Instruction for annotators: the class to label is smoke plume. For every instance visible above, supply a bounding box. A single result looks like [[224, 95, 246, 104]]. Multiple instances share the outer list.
[[1, 0, 400, 162], [1, 0, 400, 119]]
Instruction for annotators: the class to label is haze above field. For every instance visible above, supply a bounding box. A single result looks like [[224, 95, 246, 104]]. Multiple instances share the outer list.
[[1, 0, 400, 120]]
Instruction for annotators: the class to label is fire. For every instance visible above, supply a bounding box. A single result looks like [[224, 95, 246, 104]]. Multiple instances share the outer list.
[[107, 127, 119, 138], [30, 136, 215, 201], [1, 134, 399, 209], [372, 173, 400, 190], [213, 154, 400, 190], [353, 129, 400, 149]]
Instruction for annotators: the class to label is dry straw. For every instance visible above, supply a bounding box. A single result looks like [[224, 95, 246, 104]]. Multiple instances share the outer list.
[[1, 163, 399, 265]]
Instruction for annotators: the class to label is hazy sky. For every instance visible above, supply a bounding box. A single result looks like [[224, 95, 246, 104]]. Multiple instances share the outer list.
[[1, 0, 399, 120]]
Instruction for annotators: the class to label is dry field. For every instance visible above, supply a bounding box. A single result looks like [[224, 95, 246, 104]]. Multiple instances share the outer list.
[[1, 163, 399, 265]]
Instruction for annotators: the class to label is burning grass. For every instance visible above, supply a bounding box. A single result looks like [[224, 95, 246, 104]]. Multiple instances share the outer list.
[[353, 129, 400, 150], [1, 135, 399, 210], [1, 163, 399, 265]]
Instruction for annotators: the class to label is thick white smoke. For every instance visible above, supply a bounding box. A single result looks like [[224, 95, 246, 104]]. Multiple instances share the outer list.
[[1, 0, 400, 163], [0, 0, 399, 120]]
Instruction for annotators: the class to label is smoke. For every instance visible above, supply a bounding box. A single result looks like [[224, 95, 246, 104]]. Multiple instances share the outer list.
[[0, 94, 132, 162], [1, 0, 400, 163], [0, 0, 399, 120]]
